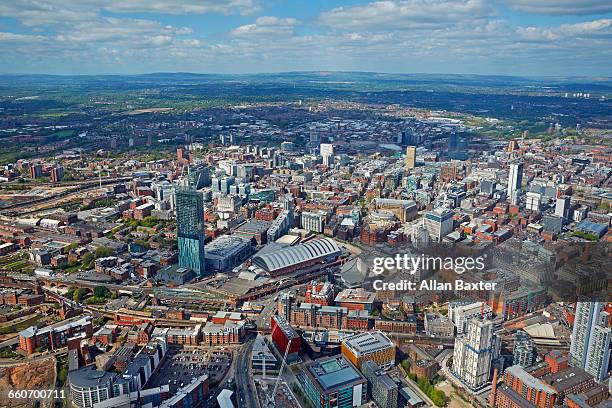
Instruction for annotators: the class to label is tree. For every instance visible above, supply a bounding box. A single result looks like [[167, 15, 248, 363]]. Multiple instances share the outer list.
[[95, 246, 114, 258], [81, 252, 95, 268], [93, 286, 110, 298]]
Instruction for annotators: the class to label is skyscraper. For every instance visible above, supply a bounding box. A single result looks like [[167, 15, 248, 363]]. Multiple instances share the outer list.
[[452, 318, 499, 390], [175, 185, 206, 277], [507, 162, 523, 203], [570, 302, 611, 382], [405, 146, 416, 170], [555, 196, 571, 221], [448, 130, 458, 150], [320, 143, 334, 166]]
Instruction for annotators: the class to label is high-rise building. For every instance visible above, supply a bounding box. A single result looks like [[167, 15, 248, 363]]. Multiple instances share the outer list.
[[513, 331, 535, 367], [452, 318, 499, 390], [362, 361, 398, 408], [448, 131, 458, 151], [320, 143, 334, 166], [555, 196, 571, 221], [177, 148, 186, 162], [175, 186, 206, 277], [29, 163, 42, 179], [309, 133, 321, 155], [405, 146, 416, 170], [526, 191, 542, 212], [570, 302, 611, 382], [423, 207, 454, 242], [187, 165, 210, 189], [51, 165, 64, 182], [507, 162, 524, 202], [480, 179, 496, 196]]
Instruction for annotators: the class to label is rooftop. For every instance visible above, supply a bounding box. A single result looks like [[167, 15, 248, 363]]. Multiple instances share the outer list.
[[306, 355, 366, 392], [342, 331, 394, 357]]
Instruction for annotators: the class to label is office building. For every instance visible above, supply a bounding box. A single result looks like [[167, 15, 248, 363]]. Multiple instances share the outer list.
[[424, 207, 454, 242], [302, 211, 328, 233], [555, 196, 571, 221], [374, 198, 418, 223], [405, 146, 416, 170], [187, 164, 211, 189], [526, 192, 542, 212], [320, 143, 334, 166], [303, 355, 367, 408], [335, 288, 376, 312], [507, 162, 524, 203], [175, 185, 206, 277], [480, 179, 496, 196], [449, 301, 493, 335], [452, 318, 499, 390], [271, 315, 300, 362], [341, 331, 395, 370], [513, 331, 535, 367], [570, 302, 611, 382], [362, 360, 398, 408], [251, 334, 278, 374]]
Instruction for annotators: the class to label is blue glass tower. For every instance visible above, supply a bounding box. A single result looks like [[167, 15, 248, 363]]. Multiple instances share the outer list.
[[175, 185, 206, 277]]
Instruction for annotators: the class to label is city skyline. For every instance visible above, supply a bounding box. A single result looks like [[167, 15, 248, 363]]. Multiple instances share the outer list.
[[0, 0, 611, 76]]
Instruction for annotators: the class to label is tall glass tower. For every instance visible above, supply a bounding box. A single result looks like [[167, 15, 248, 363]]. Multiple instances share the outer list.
[[175, 185, 206, 277]]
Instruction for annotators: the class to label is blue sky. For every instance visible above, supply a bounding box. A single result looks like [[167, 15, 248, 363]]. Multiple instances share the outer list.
[[0, 0, 610, 76]]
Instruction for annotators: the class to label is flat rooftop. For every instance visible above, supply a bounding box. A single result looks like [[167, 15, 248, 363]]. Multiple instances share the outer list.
[[342, 331, 394, 357], [306, 355, 366, 392]]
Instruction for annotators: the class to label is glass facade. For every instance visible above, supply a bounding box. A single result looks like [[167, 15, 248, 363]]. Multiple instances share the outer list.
[[175, 186, 206, 277]]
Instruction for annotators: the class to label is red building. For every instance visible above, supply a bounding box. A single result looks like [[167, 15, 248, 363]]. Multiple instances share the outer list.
[[304, 281, 334, 306], [271, 315, 300, 360], [503, 365, 557, 408]]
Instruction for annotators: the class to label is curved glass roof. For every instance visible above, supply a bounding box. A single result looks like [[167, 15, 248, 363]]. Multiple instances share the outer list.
[[253, 238, 341, 272]]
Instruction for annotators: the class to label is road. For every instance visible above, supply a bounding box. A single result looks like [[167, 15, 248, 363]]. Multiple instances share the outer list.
[[235, 339, 258, 408]]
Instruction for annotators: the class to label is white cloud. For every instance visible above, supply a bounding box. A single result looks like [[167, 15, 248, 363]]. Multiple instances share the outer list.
[[516, 18, 612, 41], [500, 0, 612, 15], [0, 0, 258, 28], [319, 0, 493, 31], [231, 16, 298, 37]]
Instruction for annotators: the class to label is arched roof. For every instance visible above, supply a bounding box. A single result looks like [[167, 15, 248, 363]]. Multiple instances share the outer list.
[[252, 238, 341, 272]]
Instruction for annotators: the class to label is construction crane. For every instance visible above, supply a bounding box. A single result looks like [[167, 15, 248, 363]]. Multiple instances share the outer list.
[[270, 339, 291, 407]]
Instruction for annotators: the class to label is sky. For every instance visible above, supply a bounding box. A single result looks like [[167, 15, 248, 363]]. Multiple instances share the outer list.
[[0, 0, 611, 76]]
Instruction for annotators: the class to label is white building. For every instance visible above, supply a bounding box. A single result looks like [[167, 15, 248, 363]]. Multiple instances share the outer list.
[[452, 318, 499, 390], [507, 162, 523, 203], [301, 211, 327, 233], [449, 301, 493, 335], [526, 192, 541, 212], [320, 143, 334, 166]]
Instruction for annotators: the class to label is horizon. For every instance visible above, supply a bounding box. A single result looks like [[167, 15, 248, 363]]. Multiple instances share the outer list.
[[0, 70, 611, 81], [0, 1, 611, 76]]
